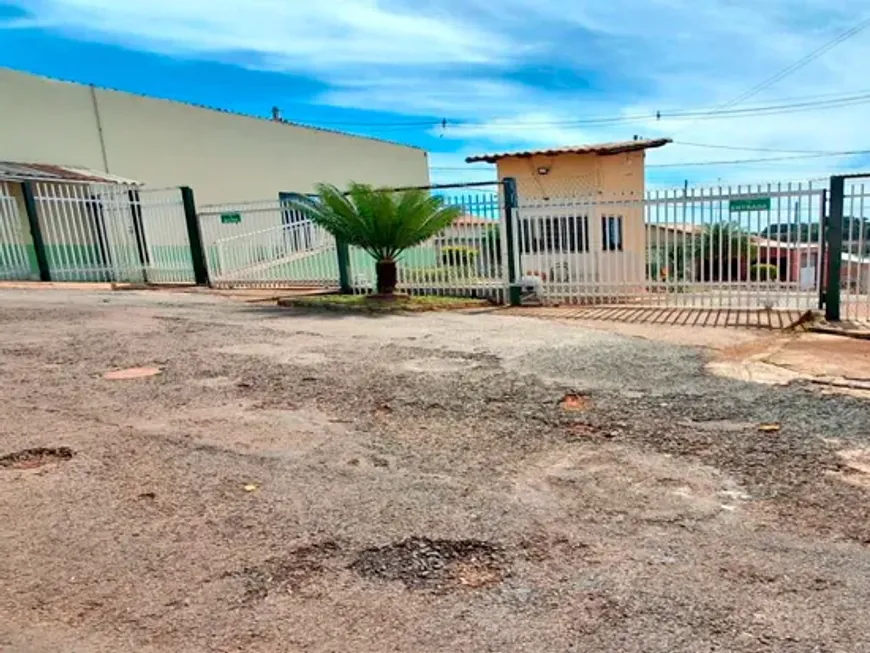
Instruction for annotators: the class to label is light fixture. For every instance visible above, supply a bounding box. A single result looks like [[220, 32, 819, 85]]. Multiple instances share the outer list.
[[536, 166, 550, 175]]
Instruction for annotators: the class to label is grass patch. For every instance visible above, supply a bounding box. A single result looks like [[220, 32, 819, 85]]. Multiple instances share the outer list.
[[276, 293, 491, 312]]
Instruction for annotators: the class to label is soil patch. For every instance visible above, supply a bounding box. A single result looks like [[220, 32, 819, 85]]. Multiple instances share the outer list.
[[0, 446, 74, 470], [350, 537, 508, 591], [233, 541, 341, 600]]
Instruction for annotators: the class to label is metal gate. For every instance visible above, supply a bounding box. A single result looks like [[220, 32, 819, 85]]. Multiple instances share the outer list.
[[0, 181, 36, 280], [198, 198, 341, 288], [31, 182, 194, 283], [197, 183, 509, 300], [348, 184, 507, 301], [511, 181, 826, 312], [832, 177, 870, 325]]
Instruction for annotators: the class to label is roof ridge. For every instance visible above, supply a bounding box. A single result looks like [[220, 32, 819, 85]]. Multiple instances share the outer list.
[[466, 139, 672, 163], [1, 66, 425, 152]]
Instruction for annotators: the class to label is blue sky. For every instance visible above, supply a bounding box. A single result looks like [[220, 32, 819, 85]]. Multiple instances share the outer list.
[[2, 0, 870, 188]]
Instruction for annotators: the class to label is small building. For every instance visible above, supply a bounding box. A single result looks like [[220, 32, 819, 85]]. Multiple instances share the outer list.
[[466, 139, 670, 293]]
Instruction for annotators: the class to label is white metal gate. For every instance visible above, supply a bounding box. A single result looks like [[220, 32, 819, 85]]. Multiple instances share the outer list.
[[0, 181, 36, 280], [512, 181, 826, 311], [840, 180, 870, 324], [198, 199, 340, 288], [32, 182, 194, 283]]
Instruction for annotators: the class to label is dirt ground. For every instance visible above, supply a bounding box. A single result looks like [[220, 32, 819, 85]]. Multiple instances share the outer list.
[[2, 289, 870, 653]]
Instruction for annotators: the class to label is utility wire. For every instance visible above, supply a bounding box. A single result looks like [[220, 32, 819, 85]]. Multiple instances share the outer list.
[[669, 15, 870, 138], [719, 16, 870, 110], [647, 149, 870, 168], [289, 87, 870, 131], [322, 91, 870, 132], [672, 141, 843, 154]]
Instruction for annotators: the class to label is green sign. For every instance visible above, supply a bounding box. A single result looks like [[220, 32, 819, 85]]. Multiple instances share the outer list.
[[220, 212, 242, 224], [729, 198, 770, 212]]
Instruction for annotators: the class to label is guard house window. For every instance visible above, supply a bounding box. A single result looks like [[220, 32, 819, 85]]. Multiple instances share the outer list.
[[522, 216, 589, 253], [602, 215, 623, 251]]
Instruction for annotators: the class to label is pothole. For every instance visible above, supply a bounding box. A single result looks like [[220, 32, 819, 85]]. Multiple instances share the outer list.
[[350, 537, 508, 590], [0, 447, 74, 470], [232, 541, 341, 599], [560, 393, 592, 411]]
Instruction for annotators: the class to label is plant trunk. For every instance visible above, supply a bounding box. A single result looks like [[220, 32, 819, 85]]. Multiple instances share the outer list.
[[376, 259, 397, 295]]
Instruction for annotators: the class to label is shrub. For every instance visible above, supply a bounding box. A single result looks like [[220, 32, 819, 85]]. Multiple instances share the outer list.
[[412, 267, 456, 284], [750, 263, 779, 282], [440, 246, 477, 267]]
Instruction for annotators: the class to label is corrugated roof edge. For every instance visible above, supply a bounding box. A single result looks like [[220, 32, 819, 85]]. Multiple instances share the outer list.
[[2, 67, 426, 153], [0, 161, 141, 184], [465, 138, 672, 163]]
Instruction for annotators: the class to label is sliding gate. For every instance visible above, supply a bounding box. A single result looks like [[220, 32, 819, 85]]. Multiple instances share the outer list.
[[511, 181, 826, 311]]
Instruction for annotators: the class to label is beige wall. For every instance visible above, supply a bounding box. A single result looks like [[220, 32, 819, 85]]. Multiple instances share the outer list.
[[498, 151, 647, 290], [496, 151, 645, 200], [0, 68, 430, 205]]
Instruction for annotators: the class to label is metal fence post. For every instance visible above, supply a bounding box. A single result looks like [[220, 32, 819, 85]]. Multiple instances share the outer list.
[[825, 176, 844, 321], [128, 189, 150, 284], [180, 186, 210, 286], [336, 239, 352, 293], [502, 177, 520, 305], [817, 189, 828, 311], [21, 181, 51, 282]]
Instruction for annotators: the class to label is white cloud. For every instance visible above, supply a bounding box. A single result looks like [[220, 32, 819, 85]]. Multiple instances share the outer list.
[[8, 0, 512, 67], [7, 0, 870, 186]]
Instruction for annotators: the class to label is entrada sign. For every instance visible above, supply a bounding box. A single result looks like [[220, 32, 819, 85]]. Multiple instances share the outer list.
[[729, 198, 770, 212]]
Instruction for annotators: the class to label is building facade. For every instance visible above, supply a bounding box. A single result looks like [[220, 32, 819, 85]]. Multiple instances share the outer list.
[[0, 67, 429, 205]]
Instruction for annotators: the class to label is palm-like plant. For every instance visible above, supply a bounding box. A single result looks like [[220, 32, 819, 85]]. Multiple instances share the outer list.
[[292, 183, 462, 296]]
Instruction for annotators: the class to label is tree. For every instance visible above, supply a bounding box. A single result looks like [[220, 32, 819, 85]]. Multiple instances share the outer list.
[[693, 223, 757, 281], [292, 183, 462, 295]]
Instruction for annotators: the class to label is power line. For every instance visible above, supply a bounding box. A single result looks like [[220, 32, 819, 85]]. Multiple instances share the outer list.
[[672, 141, 841, 154], [317, 91, 870, 133], [647, 149, 870, 168], [671, 15, 870, 137], [288, 86, 870, 131], [720, 16, 870, 110]]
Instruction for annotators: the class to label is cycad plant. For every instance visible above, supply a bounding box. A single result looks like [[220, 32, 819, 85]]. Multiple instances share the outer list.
[[292, 183, 462, 296]]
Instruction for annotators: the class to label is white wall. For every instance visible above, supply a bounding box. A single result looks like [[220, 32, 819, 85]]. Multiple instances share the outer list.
[[0, 68, 430, 205]]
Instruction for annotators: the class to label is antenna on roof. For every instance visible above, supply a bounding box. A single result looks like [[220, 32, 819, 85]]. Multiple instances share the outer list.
[[271, 106, 282, 121]]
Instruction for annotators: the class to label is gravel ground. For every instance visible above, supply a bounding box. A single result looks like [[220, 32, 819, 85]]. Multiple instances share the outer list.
[[1, 289, 870, 653]]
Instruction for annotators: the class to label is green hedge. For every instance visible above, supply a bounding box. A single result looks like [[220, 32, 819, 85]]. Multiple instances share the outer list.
[[750, 263, 779, 281]]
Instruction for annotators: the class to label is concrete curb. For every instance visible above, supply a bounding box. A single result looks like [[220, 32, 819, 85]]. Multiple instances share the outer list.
[[809, 325, 870, 341]]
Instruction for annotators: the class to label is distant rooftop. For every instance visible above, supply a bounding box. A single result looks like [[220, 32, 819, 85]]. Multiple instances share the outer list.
[[465, 138, 672, 164]]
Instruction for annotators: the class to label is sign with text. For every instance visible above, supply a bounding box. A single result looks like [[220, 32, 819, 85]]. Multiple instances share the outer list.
[[729, 198, 770, 212], [220, 212, 242, 224]]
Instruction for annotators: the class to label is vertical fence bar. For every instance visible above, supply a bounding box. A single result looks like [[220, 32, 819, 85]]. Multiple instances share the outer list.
[[180, 186, 209, 286], [21, 182, 51, 282], [826, 175, 845, 321], [336, 238, 351, 293], [502, 178, 520, 306], [857, 184, 867, 322], [817, 190, 827, 311], [845, 185, 857, 321]]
